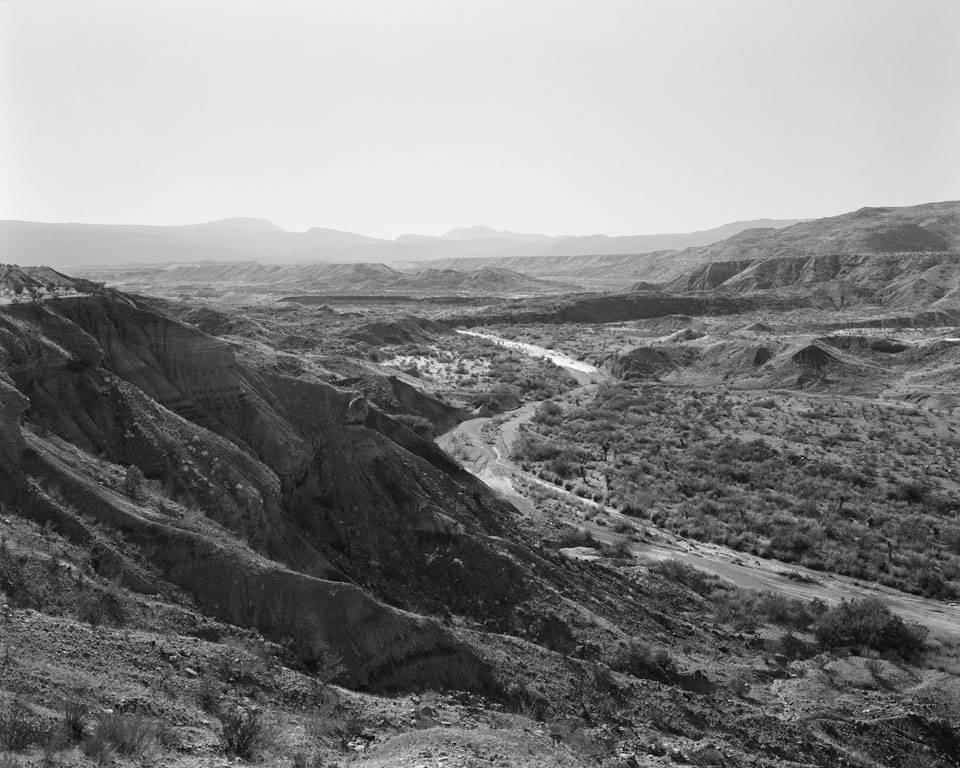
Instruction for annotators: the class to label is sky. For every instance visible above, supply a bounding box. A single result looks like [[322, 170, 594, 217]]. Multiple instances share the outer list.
[[1, 0, 959, 238]]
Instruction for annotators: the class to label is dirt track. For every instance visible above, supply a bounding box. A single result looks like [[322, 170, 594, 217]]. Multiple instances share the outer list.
[[438, 333, 960, 641]]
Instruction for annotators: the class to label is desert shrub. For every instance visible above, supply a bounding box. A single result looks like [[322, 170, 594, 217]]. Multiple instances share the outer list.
[[511, 432, 563, 462], [773, 632, 816, 661], [599, 539, 632, 560], [218, 707, 279, 760], [609, 640, 675, 682], [546, 456, 577, 478], [814, 598, 927, 659], [198, 674, 221, 713], [309, 644, 347, 687], [755, 592, 822, 629], [304, 688, 340, 741], [80, 730, 113, 765], [556, 527, 596, 549], [93, 712, 156, 758], [122, 465, 145, 498], [292, 752, 325, 768], [77, 587, 126, 628], [651, 559, 717, 597], [713, 589, 824, 632], [0, 698, 44, 751]]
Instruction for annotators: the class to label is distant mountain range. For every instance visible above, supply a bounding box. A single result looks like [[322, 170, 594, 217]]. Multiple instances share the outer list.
[[0, 216, 802, 269], [4, 202, 958, 299]]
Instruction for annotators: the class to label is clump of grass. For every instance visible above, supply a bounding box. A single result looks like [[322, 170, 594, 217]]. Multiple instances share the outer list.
[[62, 696, 92, 742], [91, 712, 157, 759], [0, 697, 44, 751]]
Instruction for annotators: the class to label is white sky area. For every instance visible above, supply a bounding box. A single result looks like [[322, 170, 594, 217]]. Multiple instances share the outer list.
[[1, 0, 959, 238]]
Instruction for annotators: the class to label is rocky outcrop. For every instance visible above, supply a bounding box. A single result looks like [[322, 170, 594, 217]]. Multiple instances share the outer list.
[[387, 376, 463, 432], [349, 316, 452, 345], [604, 347, 678, 380], [665, 260, 753, 292]]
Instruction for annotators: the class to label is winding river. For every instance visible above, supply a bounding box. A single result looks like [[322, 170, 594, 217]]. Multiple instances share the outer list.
[[455, 329, 601, 381]]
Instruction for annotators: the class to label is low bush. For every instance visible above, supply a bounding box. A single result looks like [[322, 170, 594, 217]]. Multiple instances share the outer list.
[[713, 589, 825, 632], [814, 598, 927, 659], [651, 559, 718, 597], [609, 639, 675, 682]]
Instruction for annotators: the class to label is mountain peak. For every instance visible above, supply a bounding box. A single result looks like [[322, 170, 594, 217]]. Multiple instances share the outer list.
[[189, 217, 285, 232]]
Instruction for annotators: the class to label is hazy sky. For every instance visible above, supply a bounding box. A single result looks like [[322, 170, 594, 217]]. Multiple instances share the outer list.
[[2, 0, 959, 238]]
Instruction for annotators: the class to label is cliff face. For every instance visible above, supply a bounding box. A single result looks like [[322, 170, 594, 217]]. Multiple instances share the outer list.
[[0, 293, 530, 690], [664, 260, 754, 292], [0, 375, 27, 473], [21, 431, 489, 692], [665, 251, 960, 309]]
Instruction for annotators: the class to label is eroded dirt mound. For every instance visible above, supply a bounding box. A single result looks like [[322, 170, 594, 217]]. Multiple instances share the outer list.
[[180, 304, 269, 338], [666, 327, 705, 342], [603, 347, 679, 379], [821, 335, 910, 354], [351, 315, 452, 345], [792, 344, 839, 370]]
